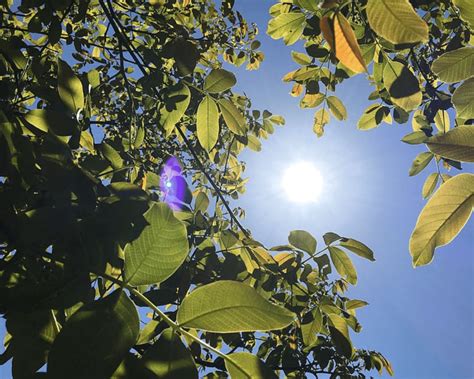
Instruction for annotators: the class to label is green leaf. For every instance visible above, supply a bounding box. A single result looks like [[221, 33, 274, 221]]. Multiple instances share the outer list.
[[218, 98, 247, 136], [24, 109, 76, 136], [401, 131, 428, 145], [327, 96, 347, 120], [410, 173, 474, 266], [301, 308, 323, 347], [58, 59, 84, 113], [452, 78, 474, 119], [383, 60, 422, 111], [357, 104, 382, 130], [194, 191, 209, 213], [434, 110, 450, 133], [346, 300, 368, 310], [453, 0, 474, 29], [225, 352, 278, 379], [267, 12, 306, 45], [366, 0, 428, 44], [196, 96, 219, 152], [124, 202, 189, 286], [48, 291, 139, 379], [140, 329, 198, 379], [288, 230, 317, 254], [432, 47, 474, 83], [327, 313, 353, 359], [159, 83, 191, 135], [247, 134, 262, 152], [422, 173, 439, 199], [329, 246, 357, 285], [291, 51, 312, 65], [101, 142, 123, 169], [204, 69, 236, 93], [323, 232, 341, 245], [427, 126, 474, 162], [176, 281, 295, 332], [313, 107, 330, 137], [409, 152, 433, 177], [339, 238, 375, 261]]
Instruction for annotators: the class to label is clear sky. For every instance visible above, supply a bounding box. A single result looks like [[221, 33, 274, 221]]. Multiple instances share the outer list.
[[1, 2, 472, 378], [233, 1, 473, 378]]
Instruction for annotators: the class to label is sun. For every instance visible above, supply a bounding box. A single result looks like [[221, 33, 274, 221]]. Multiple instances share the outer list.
[[282, 161, 324, 203]]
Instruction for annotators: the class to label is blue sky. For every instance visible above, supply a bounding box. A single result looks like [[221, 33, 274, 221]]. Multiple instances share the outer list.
[[1, 2, 472, 378], [233, 1, 473, 378]]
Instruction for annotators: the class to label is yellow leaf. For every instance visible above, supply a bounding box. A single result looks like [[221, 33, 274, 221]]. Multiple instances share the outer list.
[[410, 173, 474, 266], [333, 13, 367, 73]]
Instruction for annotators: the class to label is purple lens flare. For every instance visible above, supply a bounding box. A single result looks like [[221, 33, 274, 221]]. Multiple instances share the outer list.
[[159, 156, 186, 210]]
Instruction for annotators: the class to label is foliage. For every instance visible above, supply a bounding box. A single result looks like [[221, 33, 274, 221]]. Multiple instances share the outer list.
[[0, 0, 392, 378], [268, 0, 473, 267]]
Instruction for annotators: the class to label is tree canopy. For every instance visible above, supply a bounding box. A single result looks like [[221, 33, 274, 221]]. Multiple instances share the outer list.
[[0, 0, 472, 378]]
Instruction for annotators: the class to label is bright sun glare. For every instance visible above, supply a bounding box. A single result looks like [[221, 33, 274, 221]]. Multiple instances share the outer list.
[[282, 161, 323, 203]]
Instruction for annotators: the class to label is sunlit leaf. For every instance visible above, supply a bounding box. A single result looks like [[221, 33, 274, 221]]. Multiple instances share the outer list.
[[24, 109, 76, 136], [366, 0, 428, 44], [124, 202, 189, 286], [410, 173, 474, 266], [453, 0, 474, 29], [204, 69, 236, 93], [331, 13, 367, 73], [409, 152, 433, 177], [339, 238, 375, 261], [427, 126, 474, 162], [58, 59, 84, 113], [329, 246, 357, 285], [267, 12, 306, 45], [301, 308, 323, 347], [288, 230, 317, 254], [422, 173, 439, 199], [218, 98, 247, 136], [197, 96, 219, 152], [383, 60, 422, 111], [434, 110, 450, 133], [452, 78, 474, 119], [327, 96, 347, 120], [225, 352, 278, 379], [177, 281, 295, 332], [159, 83, 191, 135], [432, 47, 474, 83]]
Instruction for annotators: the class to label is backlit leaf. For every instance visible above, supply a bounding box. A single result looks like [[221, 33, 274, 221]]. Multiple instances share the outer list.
[[177, 281, 295, 332], [313, 107, 330, 137], [452, 78, 474, 119], [434, 110, 450, 133], [288, 230, 317, 254], [339, 238, 375, 261], [427, 126, 474, 162], [327, 96, 347, 120], [218, 98, 247, 136], [197, 96, 219, 152], [48, 291, 139, 379], [366, 0, 428, 44], [383, 60, 422, 111], [24, 109, 76, 136], [327, 313, 353, 359], [124, 202, 189, 286], [409, 152, 433, 177], [159, 83, 191, 135], [453, 0, 474, 29], [329, 246, 357, 285], [267, 12, 306, 45], [225, 352, 278, 379], [422, 173, 439, 199], [432, 47, 474, 83], [332, 13, 367, 73], [410, 173, 474, 266], [301, 308, 323, 347], [58, 59, 84, 113], [204, 69, 236, 93], [141, 329, 198, 379]]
